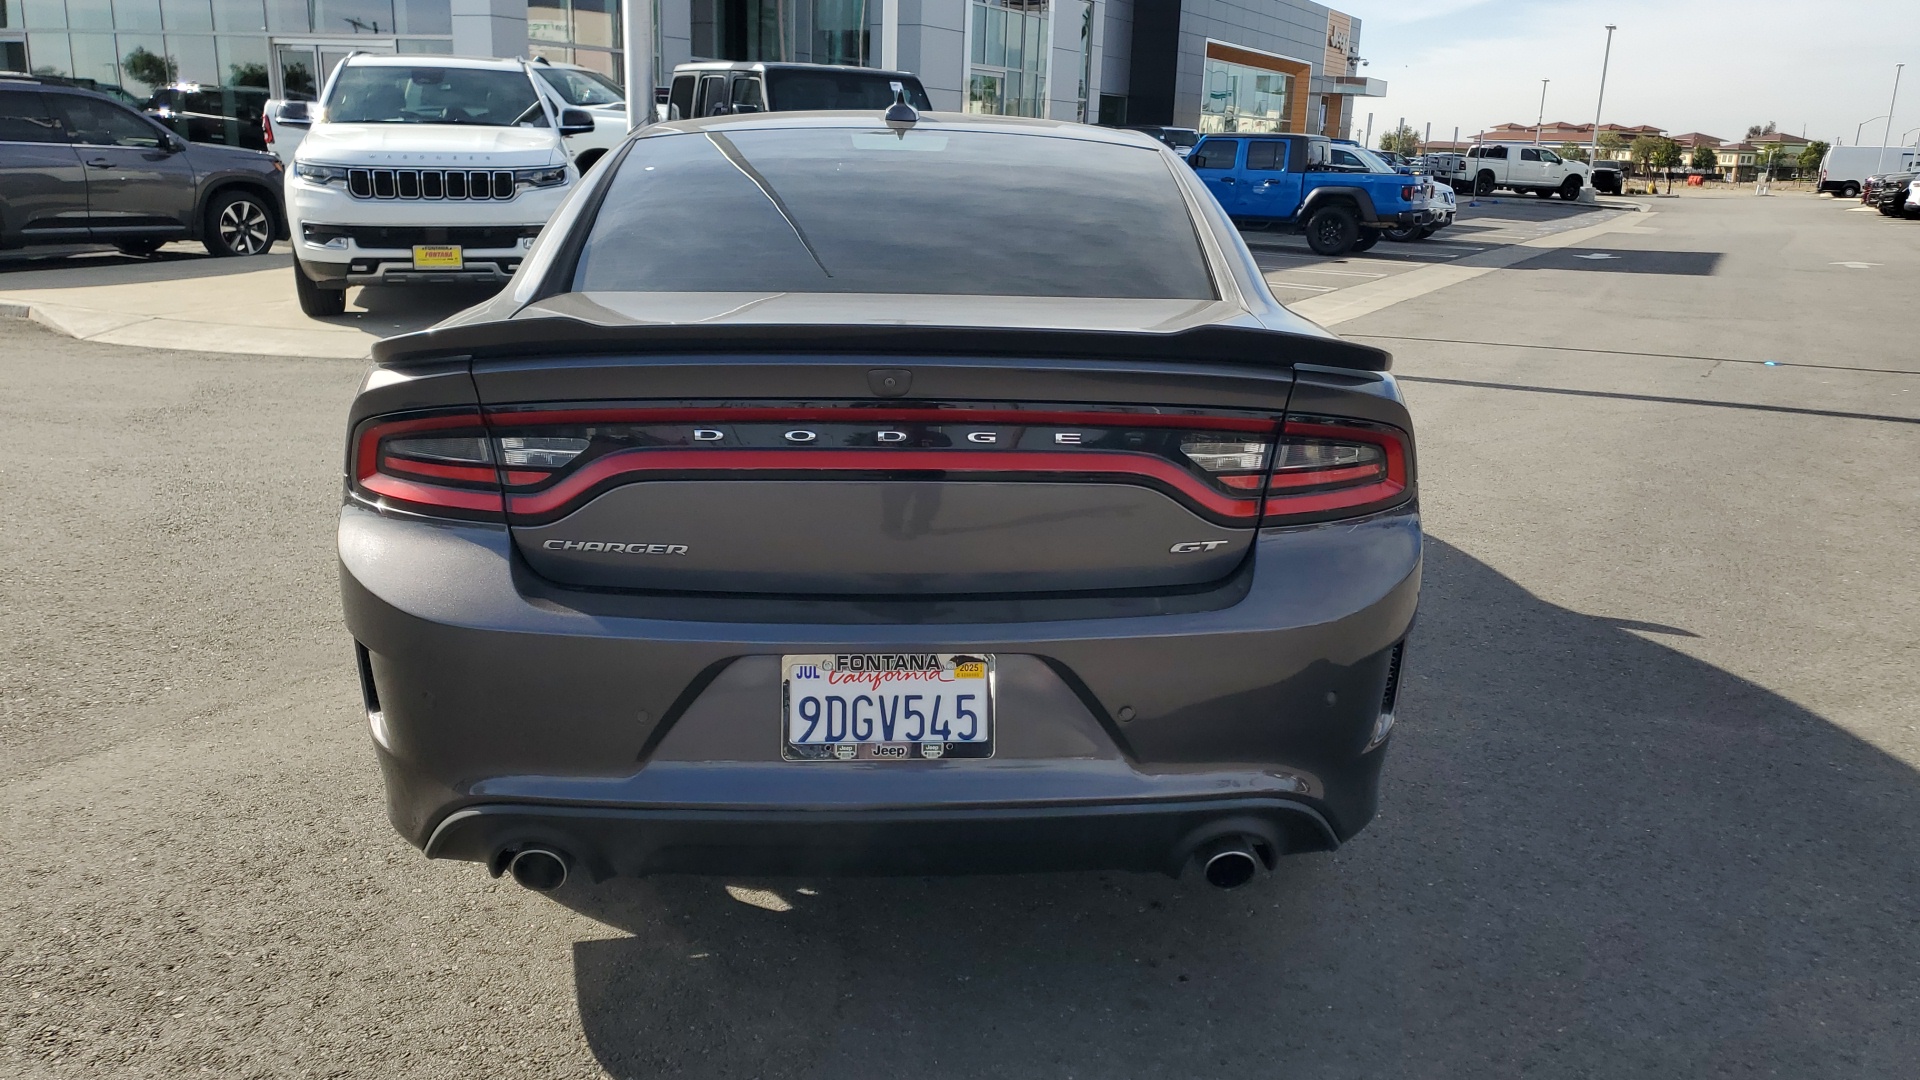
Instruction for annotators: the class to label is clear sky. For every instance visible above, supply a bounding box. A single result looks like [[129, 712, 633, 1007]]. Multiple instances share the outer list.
[[1337, 0, 1913, 148]]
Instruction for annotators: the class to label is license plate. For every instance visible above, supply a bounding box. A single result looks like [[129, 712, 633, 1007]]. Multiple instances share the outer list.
[[782, 653, 994, 761], [411, 244, 462, 269]]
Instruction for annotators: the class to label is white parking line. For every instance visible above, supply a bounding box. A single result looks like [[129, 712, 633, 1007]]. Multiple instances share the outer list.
[[1263, 281, 1339, 292], [1268, 267, 1388, 278]]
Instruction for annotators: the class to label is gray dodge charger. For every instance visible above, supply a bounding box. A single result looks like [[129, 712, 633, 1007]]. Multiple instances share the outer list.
[[339, 106, 1420, 892]]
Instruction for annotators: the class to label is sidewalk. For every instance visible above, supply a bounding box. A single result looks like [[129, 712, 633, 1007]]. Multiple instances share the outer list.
[[0, 243, 485, 359]]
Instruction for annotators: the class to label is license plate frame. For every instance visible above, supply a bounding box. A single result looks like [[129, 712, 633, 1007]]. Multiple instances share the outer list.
[[411, 244, 462, 270], [781, 653, 995, 762]]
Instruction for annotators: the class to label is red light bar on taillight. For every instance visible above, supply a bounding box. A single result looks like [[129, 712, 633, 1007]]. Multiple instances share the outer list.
[[1260, 419, 1410, 523], [349, 410, 504, 519]]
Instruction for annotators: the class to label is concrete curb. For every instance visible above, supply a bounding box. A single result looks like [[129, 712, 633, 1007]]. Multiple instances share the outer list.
[[0, 292, 373, 359]]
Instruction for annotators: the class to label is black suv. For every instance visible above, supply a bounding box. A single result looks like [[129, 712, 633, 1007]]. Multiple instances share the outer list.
[[0, 75, 286, 258], [666, 62, 932, 120], [144, 83, 272, 153]]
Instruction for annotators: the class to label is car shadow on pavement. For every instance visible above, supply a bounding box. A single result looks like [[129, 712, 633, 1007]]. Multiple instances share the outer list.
[[0, 246, 293, 287], [552, 538, 1919, 1078]]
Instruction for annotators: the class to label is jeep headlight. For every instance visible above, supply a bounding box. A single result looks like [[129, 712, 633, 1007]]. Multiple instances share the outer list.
[[513, 166, 570, 189], [296, 163, 350, 186]]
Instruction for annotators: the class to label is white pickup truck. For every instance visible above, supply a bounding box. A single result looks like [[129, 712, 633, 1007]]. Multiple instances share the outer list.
[[1434, 143, 1590, 199]]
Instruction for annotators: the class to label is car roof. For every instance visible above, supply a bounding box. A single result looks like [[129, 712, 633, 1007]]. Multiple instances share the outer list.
[[641, 109, 1173, 151], [341, 54, 527, 70], [671, 61, 922, 78]]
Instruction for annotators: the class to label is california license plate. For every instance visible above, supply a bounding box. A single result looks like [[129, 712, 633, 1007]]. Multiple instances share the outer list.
[[412, 244, 462, 269], [782, 653, 994, 761]]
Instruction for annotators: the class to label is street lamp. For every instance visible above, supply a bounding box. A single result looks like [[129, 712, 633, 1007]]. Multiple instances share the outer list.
[[621, 0, 655, 130], [1856, 115, 1888, 145], [1535, 79, 1549, 143], [1876, 64, 1904, 173], [1590, 25, 1617, 168]]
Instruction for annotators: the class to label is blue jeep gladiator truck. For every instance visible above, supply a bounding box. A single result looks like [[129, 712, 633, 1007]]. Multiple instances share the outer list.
[[1187, 133, 1436, 256]]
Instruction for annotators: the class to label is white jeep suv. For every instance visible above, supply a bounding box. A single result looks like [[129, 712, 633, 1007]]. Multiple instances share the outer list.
[[286, 55, 594, 317]]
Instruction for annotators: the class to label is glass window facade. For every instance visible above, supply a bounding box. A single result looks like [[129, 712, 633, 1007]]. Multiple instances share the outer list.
[[1199, 56, 1290, 134], [8, 0, 454, 99], [968, 0, 1045, 117]]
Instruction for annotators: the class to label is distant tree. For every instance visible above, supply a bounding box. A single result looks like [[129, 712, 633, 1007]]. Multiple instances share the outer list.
[[121, 46, 177, 90], [1378, 123, 1420, 156], [227, 62, 270, 88], [1629, 134, 1662, 176], [1754, 144, 1786, 178], [1649, 137, 1685, 193], [1558, 142, 1590, 162], [1745, 121, 1777, 140], [1797, 139, 1829, 173], [1690, 144, 1719, 175]]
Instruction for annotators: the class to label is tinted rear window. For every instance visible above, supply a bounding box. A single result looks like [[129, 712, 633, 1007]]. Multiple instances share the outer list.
[[765, 71, 933, 111], [572, 127, 1215, 299]]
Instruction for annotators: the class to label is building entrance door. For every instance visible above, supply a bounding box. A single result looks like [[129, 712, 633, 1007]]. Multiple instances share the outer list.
[[270, 40, 395, 100]]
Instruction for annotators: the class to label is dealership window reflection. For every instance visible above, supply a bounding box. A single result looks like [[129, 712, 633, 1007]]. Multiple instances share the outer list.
[[1199, 56, 1289, 134]]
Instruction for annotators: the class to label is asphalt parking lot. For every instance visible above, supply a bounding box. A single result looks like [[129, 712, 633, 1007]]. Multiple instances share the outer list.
[[0, 195, 1636, 357], [3, 193, 1917, 1078]]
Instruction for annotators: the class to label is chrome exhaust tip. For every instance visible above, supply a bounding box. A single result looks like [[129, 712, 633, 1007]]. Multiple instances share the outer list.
[[1199, 837, 1262, 890], [506, 848, 569, 892]]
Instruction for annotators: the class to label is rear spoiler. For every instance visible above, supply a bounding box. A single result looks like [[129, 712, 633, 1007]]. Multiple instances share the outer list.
[[372, 316, 1392, 372]]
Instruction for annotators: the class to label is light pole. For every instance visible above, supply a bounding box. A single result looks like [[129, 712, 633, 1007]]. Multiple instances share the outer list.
[[1855, 115, 1887, 145], [1875, 64, 1904, 173], [1590, 25, 1616, 168], [620, 0, 654, 129], [1535, 79, 1549, 143]]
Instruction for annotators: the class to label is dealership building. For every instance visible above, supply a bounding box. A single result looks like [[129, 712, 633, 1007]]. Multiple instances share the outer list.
[[2, 0, 1381, 133]]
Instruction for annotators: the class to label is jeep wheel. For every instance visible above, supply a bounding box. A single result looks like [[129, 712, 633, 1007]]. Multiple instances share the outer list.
[[1474, 171, 1495, 196], [1305, 205, 1361, 255], [204, 190, 275, 257], [1381, 224, 1422, 242], [1559, 177, 1582, 200], [1351, 228, 1381, 252], [1840, 182, 1860, 198], [1417, 225, 1438, 239], [293, 259, 347, 318]]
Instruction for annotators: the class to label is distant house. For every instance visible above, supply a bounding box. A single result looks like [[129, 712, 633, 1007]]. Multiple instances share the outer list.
[[1748, 131, 1815, 178], [1714, 142, 1760, 181], [1671, 133, 1729, 177]]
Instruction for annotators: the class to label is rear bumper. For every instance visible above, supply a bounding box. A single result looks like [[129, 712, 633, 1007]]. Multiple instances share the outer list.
[[341, 501, 1421, 876], [1364, 208, 1438, 228], [427, 797, 1339, 880]]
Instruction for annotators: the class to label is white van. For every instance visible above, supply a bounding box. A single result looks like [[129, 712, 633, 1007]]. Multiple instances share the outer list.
[[1818, 145, 1920, 198]]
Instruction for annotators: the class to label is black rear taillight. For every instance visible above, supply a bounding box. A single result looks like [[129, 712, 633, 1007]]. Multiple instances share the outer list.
[[349, 409, 503, 520]]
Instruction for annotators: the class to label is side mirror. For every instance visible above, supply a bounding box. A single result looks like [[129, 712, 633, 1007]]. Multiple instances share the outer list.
[[558, 107, 596, 136]]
